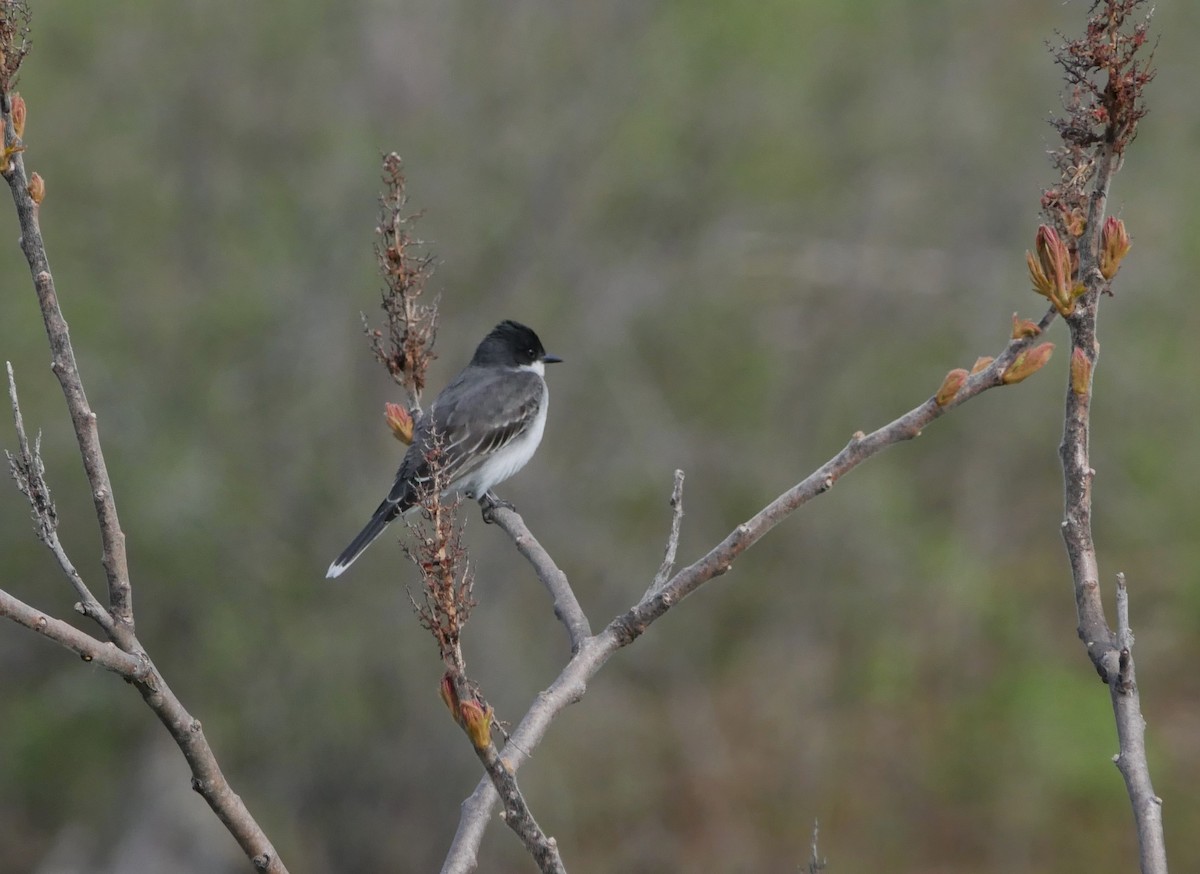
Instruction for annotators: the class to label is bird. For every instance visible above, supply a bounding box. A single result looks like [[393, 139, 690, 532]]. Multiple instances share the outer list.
[[326, 320, 562, 578]]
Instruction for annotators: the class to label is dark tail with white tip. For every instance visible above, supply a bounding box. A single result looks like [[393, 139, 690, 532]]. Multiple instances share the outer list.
[[326, 501, 397, 579]]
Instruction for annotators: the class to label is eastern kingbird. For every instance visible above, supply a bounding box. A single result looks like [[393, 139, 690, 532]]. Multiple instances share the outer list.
[[326, 320, 561, 578]]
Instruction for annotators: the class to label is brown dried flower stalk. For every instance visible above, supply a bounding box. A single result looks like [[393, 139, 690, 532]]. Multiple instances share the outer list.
[[404, 434, 475, 668], [1041, 0, 1154, 241], [404, 435, 494, 743], [0, 1, 31, 94], [364, 152, 439, 410]]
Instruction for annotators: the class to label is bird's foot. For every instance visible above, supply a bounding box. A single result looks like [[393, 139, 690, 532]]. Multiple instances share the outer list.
[[479, 491, 516, 524]]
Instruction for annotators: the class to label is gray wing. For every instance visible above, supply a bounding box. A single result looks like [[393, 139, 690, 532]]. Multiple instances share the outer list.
[[385, 367, 543, 510]]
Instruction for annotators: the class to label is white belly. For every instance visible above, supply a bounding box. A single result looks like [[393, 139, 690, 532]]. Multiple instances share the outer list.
[[456, 384, 548, 499]]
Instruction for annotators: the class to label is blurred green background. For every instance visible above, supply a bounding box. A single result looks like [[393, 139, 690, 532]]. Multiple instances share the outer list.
[[2, 1, 1198, 872]]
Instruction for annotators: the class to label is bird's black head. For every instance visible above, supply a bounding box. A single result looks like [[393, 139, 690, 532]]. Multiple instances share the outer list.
[[471, 320, 563, 368]]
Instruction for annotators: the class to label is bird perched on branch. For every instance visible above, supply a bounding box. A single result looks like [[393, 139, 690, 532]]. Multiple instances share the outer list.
[[327, 320, 561, 578]]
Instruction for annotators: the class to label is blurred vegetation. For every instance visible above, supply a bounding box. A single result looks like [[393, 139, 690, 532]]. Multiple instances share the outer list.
[[1, 1, 1197, 872]]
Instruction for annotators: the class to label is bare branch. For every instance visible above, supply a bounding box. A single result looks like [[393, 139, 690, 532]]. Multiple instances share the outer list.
[[1115, 572, 1133, 652], [0, 587, 144, 677], [0, 71, 291, 874], [1050, 7, 1165, 872], [1, 100, 134, 637], [7, 362, 112, 629], [441, 313, 1057, 871], [487, 504, 591, 652], [646, 469, 685, 597], [1058, 246, 1165, 872], [472, 738, 565, 874], [1108, 574, 1167, 874], [807, 819, 827, 874], [1057, 152, 1120, 678], [442, 672, 566, 874], [125, 665, 288, 873], [5, 360, 53, 534]]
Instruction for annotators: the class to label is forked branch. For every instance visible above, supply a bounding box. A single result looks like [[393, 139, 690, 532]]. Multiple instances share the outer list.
[[0, 24, 290, 873], [443, 310, 1058, 872], [1047, 4, 1164, 872]]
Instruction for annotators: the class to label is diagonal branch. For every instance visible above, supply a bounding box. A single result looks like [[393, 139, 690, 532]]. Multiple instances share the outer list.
[[1059, 140, 1124, 675], [0, 587, 145, 677], [1, 79, 291, 874], [1057, 143, 1167, 874], [488, 505, 591, 651], [646, 469, 685, 597], [444, 672, 567, 874], [129, 665, 289, 873], [471, 737, 565, 874], [7, 361, 113, 630], [1, 94, 134, 639], [1109, 573, 1166, 873], [1048, 8, 1165, 866], [441, 312, 1057, 872]]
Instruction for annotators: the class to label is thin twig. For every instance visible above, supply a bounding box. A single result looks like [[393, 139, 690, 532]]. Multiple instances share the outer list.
[[1116, 572, 1133, 652], [466, 708, 566, 874], [808, 819, 827, 874], [0, 588, 145, 677], [1, 101, 134, 638], [1059, 229, 1167, 872], [1, 83, 291, 874], [1107, 574, 1167, 873], [646, 469, 685, 597], [440, 313, 1056, 872], [481, 760, 564, 873], [6, 361, 55, 540], [487, 504, 591, 652], [7, 362, 113, 629], [1056, 8, 1166, 869]]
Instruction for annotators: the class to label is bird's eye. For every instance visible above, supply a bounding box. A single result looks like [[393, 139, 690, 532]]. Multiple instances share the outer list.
[[528, 348, 536, 357]]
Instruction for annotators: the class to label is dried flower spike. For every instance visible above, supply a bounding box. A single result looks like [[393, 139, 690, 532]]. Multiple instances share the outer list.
[[366, 153, 439, 406]]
